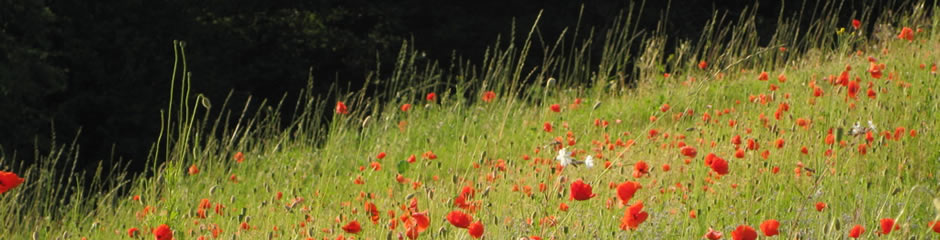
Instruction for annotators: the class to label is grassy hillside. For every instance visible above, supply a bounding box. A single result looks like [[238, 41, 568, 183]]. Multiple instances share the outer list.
[[2, 2, 940, 239]]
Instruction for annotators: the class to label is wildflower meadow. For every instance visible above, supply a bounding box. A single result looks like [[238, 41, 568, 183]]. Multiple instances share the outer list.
[[1, 1, 940, 239]]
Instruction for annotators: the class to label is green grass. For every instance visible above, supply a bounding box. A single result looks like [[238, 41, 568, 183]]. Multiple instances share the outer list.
[[3, 1, 940, 239]]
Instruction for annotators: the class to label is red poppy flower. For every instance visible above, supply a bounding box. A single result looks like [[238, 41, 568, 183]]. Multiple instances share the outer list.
[[365, 202, 380, 223], [758, 71, 769, 81], [426, 92, 437, 101], [199, 198, 211, 209], [395, 174, 409, 184], [847, 80, 860, 99], [815, 201, 826, 211], [402, 211, 431, 237], [928, 221, 940, 233], [454, 194, 471, 209], [153, 224, 173, 240], [446, 210, 473, 228], [458, 185, 475, 199], [619, 201, 648, 230], [335, 101, 349, 114], [894, 127, 906, 140], [731, 135, 742, 145], [825, 132, 835, 145], [569, 179, 596, 201], [633, 161, 649, 178], [869, 63, 883, 79], [481, 91, 496, 102], [775, 138, 785, 149], [188, 164, 199, 175], [698, 60, 708, 70], [680, 146, 698, 158], [852, 19, 861, 29], [559, 202, 569, 211], [862, 131, 874, 143], [837, 70, 850, 86], [195, 209, 205, 219], [778, 103, 790, 112], [880, 218, 898, 235], [467, 221, 484, 238], [746, 139, 759, 150], [731, 225, 757, 240], [353, 175, 364, 185], [128, 227, 140, 237], [704, 228, 723, 240], [813, 86, 824, 97], [660, 103, 671, 112], [400, 104, 411, 112], [704, 153, 717, 166], [648, 129, 660, 138], [342, 220, 361, 234], [849, 224, 865, 238], [214, 203, 225, 215], [796, 118, 809, 127], [898, 27, 915, 41], [550, 104, 561, 112], [234, 152, 245, 163], [760, 219, 780, 236], [777, 73, 787, 83], [543, 122, 553, 133], [708, 155, 728, 175], [422, 151, 437, 160], [616, 181, 642, 205]]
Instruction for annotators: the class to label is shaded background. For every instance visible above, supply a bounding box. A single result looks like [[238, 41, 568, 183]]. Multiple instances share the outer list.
[[0, 0, 908, 174]]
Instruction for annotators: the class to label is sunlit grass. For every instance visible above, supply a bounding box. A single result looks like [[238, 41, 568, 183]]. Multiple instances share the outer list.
[[2, 1, 940, 239]]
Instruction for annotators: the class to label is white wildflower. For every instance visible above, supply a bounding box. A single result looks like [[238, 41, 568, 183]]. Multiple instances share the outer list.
[[850, 121, 866, 135], [556, 148, 573, 166], [867, 120, 877, 132], [584, 155, 594, 168]]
